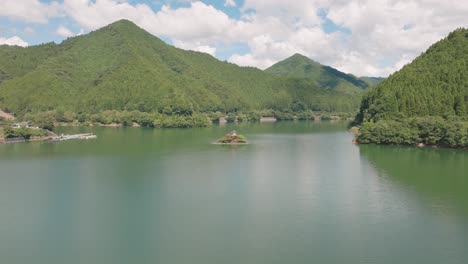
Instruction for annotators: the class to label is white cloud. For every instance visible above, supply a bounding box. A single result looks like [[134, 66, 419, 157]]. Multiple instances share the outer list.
[[242, 0, 323, 26], [320, 0, 468, 75], [0, 0, 60, 23], [0, 36, 28, 47], [61, 1, 227, 38], [151, 2, 235, 42], [59, 1, 242, 55], [56, 25, 75, 37], [224, 0, 236, 7], [3, 0, 468, 76], [195, 45, 216, 56], [173, 40, 216, 56], [232, 0, 468, 76], [228, 26, 341, 70], [229, 34, 302, 69]]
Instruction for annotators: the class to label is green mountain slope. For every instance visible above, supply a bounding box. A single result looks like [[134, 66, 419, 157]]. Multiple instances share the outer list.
[[354, 28, 468, 147], [356, 28, 468, 123], [266, 53, 370, 94], [0, 20, 364, 116], [360, 77, 385, 87], [0, 43, 59, 84]]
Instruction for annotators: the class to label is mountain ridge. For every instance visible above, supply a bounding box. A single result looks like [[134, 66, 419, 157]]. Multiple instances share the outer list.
[[0, 19, 371, 116], [265, 53, 377, 94], [353, 28, 468, 148], [356, 27, 468, 123]]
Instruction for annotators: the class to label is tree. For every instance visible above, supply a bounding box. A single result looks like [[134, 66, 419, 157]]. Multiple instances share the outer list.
[[32, 112, 55, 130]]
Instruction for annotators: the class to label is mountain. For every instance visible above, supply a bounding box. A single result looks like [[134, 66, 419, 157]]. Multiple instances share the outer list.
[[356, 28, 468, 123], [266, 53, 371, 94], [0, 20, 366, 116], [360, 77, 385, 87], [354, 28, 468, 148]]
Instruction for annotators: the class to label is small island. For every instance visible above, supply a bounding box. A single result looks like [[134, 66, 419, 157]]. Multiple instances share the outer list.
[[215, 130, 248, 145]]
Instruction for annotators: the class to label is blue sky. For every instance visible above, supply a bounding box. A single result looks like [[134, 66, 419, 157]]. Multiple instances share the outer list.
[[1, 0, 467, 76], [0, 0, 244, 44], [0, 0, 347, 61], [1, 1, 249, 60]]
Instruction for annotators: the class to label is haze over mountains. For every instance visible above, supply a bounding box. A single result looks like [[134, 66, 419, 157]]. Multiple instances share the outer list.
[[0, 20, 376, 116]]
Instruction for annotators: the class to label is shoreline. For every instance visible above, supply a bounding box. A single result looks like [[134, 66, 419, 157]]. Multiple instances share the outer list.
[[1, 136, 52, 144], [211, 142, 249, 145], [0, 132, 96, 144], [54, 118, 349, 128], [353, 140, 468, 151]]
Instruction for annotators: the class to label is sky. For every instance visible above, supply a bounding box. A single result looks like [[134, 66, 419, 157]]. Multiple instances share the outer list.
[[1, 0, 467, 77]]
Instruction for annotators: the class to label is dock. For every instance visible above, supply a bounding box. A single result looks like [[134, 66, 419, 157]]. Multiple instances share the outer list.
[[50, 133, 97, 142]]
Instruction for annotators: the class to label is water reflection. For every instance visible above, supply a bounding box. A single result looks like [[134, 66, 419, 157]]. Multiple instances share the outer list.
[[1, 122, 467, 264], [359, 144, 468, 215]]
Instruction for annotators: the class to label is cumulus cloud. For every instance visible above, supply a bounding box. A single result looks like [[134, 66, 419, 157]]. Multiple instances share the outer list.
[[233, 0, 468, 76], [0, 36, 28, 47], [0, 0, 60, 23], [224, 0, 236, 7], [173, 40, 217, 56], [2, 0, 468, 76], [242, 0, 323, 26], [320, 0, 468, 75], [60, 1, 222, 40], [56, 25, 75, 37], [56, 0, 278, 56]]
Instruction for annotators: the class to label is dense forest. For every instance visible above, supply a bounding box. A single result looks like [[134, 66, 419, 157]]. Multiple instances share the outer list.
[[0, 20, 370, 129], [265, 53, 381, 115], [266, 53, 374, 92], [354, 28, 468, 148]]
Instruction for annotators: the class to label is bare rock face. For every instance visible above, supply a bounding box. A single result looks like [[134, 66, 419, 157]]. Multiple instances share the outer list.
[[0, 110, 15, 120]]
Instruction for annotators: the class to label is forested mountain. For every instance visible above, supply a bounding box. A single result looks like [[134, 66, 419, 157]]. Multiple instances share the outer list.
[[360, 77, 385, 87], [355, 28, 468, 148], [266, 53, 371, 93], [0, 20, 364, 117], [356, 28, 468, 122]]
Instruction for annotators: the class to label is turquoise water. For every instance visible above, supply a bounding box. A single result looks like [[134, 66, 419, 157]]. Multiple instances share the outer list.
[[0, 121, 467, 264]]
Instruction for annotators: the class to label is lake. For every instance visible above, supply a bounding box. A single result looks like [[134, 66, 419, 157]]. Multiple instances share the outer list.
[[0, 121, 467, 264]]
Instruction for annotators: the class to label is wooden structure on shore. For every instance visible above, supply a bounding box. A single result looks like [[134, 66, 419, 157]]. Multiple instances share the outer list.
[[260, 117, 277, 122], [50, 133, 97, 142], [1, 133, 97, 144]]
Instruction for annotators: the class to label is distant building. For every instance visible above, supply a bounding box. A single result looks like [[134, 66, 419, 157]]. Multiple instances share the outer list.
[[12, 122, 32, 128], [219, 117, 227, 123], [260, 117, 277, 122]]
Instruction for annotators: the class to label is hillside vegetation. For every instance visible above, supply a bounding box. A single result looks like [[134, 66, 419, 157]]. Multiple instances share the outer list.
[[354, 28, 468, 148], [266, 54, 384, 115], [266, 53, 370, 92], [0, 20, 368, 125]]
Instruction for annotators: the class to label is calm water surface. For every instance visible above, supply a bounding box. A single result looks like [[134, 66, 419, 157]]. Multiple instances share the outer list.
[[0, 121, 467, 264]]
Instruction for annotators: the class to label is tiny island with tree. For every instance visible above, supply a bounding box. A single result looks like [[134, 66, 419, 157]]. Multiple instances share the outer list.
[[215, 130, 248, 144]]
